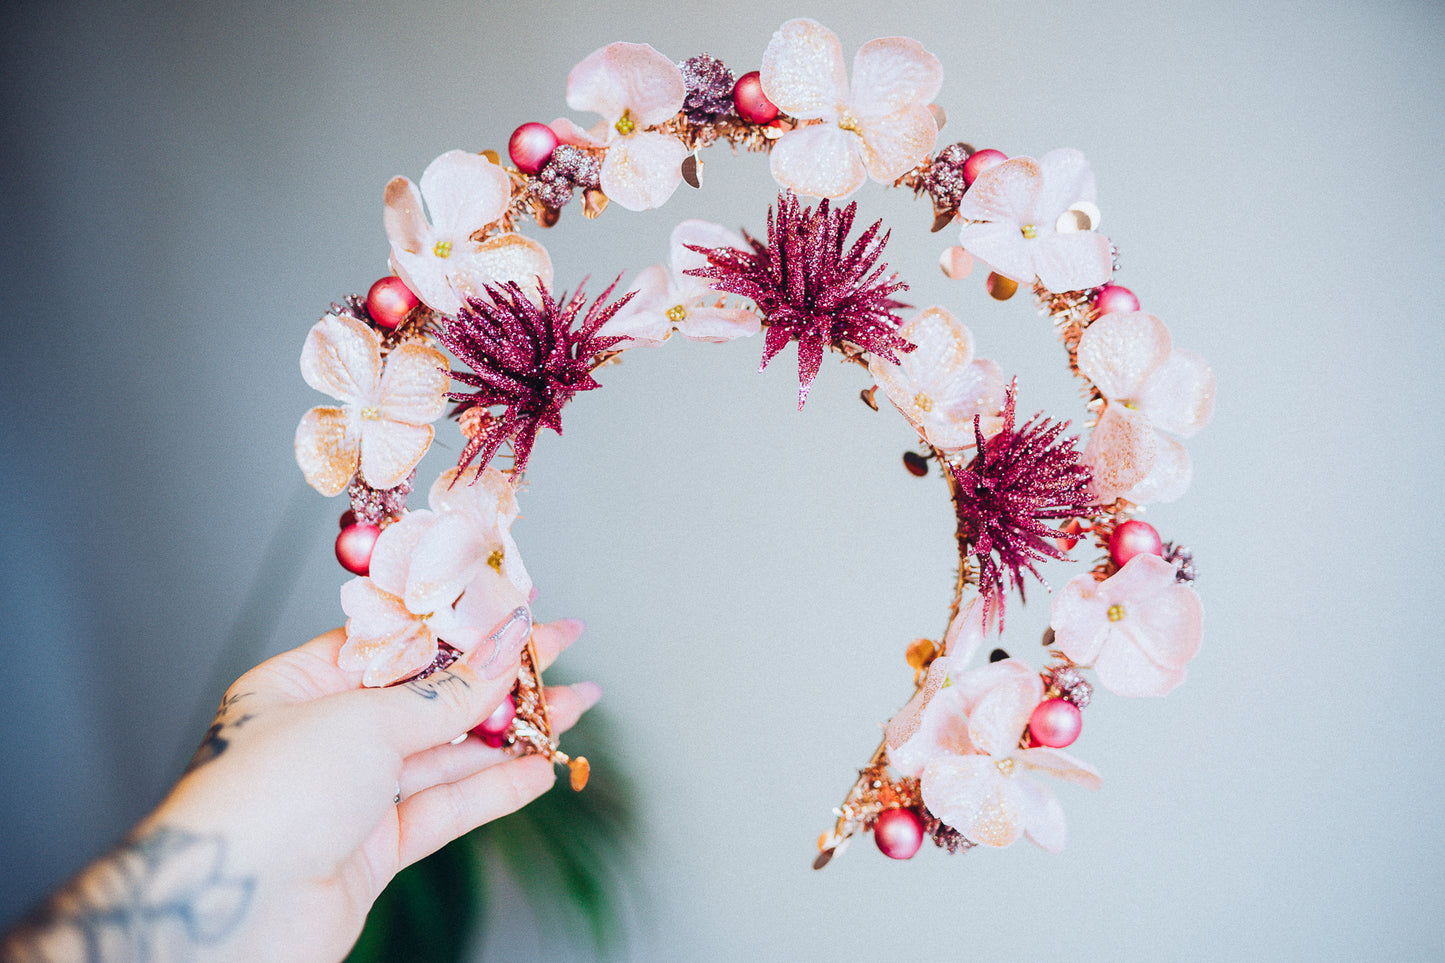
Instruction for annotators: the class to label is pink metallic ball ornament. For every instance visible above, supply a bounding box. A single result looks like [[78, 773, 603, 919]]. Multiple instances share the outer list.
[[873, 807, 925, 860], [1109, 519, 1163, 568], [1028, 698, 1083, 748], [508, 122, 560, 175], [1093, 284, 1140, 316], [733, 71, 779, 124], [366, 276, 419, 330], [472, 695, 516, 749], [962, 148, 1008, 187], [335, 522, 381, 575]]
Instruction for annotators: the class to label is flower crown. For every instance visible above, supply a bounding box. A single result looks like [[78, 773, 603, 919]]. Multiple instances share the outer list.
[[293, 17, 1216, 864]]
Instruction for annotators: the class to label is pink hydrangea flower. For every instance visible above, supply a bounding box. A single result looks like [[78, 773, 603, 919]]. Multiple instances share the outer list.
[[564, 42, 687, 211], [887, 656, 1101, 851], [599, 220, 760, 345], [294, 314, 448, 496], [867, 306, 1005, 453], [956, 148, 1113, 293], [384, 150, 554, 315], [1051, 553, 1203, 697], [1076, 311, 1216, 504], [760, 18, 942, 199]]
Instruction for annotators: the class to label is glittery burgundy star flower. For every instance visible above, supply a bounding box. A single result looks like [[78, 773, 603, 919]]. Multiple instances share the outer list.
[[951, 383, 1095, 627], [440, 279, 630, 474], [688, 191, 912, 408]]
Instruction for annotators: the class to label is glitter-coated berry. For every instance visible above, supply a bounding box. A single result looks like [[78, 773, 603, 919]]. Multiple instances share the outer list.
[[366, 276, 419, 330], [1110, 519, 1163, 568], [335, 522, 381, 575], [509, 122, 560, 175], [679, 54, 736, 122], [962, 148, 1007, 187], [733, 70, 779, 124], [1093, 284, 1141, 316], [1028, 698, 1083, 748], [873, 807, 925, 860], [924, 143, 972, 210]]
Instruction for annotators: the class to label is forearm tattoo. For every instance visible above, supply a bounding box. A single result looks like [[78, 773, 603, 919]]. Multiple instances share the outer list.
[[1, 826, 255, 963], [185, 692, 255, 774]]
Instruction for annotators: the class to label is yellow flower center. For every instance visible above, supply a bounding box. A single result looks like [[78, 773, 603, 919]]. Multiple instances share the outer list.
[[1020, 224, 1037, 239], [1108, 603, 1126, 622], [996, 758, 1016, 777], [837, 112, 862, 134], [614, 109, 635, 135], [913, 392, 934, 413], [666, 304, 687, 323], [360, 406, 380, 420], [433, 239, 452, 258], [487, 548, 505, 572]]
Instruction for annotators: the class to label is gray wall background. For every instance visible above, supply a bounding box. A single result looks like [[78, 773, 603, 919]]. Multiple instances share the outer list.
[[3, 0, 1441, 959]]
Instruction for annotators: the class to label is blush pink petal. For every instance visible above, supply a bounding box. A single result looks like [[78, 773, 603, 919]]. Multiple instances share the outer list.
[[1032, 230, 1115, 293], [376, 343, 449, 425], [857, 104, 939, 183], [338, 577, 416, 647], [1110, 556, 1203, 669], [957, 156, 1043, 224], [403, 513, 485, 617], [677, 306, 760, 342], [923, 755, 1023, 848], [941, 595, 988, 664], [600, 263, 673, 344], [849, 37, 943, 117], [428, 466, 519, 528], [1094, 638, 1187, 697], [965, 669, 1043, 758], [548, 117, 607, 149], [1136, 348, 1216, 438], [1016, 746, 1103, 791], [600, 131, 687, 211], [1076, 311, 1172, 402], [295, 407, 358, 497], [760, 18, 848, 119], [1050, 574, 1113, 665], [768, 123, 866, 199], [300, 314, 381, 403], [1014, 776, 1068, 852], [954, 220, 1037, 284], [1122, 432, 1192, 504], [366, 511, 434, 598], [345, 624, 436, 689], [1084, 404, 1158, 503], [886, 662, 975, 777], [453, 579, 531, 664], [417, 150, 510, 239], [466, 233, 555, 299], [382, 176, 429, 253], [566, 42, 684, 127], [389, 247, 463, 316], [948, 657, 1039, 716], [1034, 148, 1098, 222], [357, 420, 433, 490], [671, 220, 747, 299]]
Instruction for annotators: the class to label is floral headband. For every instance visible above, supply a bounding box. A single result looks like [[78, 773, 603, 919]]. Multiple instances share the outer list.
[[293, 17, 1216, 865]]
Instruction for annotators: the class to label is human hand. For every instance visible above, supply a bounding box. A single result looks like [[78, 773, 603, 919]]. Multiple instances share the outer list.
[[2, 619, 597, 963]]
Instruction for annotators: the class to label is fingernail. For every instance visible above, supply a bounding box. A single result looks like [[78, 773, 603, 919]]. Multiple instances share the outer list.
[[572, 681, 602, 710], [483, 607, 533, 680], [556, 618, 586, 642], [527, 585, 539, 604]]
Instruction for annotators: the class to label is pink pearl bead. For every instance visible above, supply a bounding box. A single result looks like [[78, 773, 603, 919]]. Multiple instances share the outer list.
[[962, 148, 1008, 187], [1109, 519, 1163, 568], [335, 522, 381, 576], [733, 71, 779, 124], [873, 808, 925, 860], [1029, 698, 1082, 748], [1093, 284, 1140, 316], [508, 122, 559, 175], [339, 509, 356, 530], [473, 695, 516, 738], [366, 276, 419, 330]]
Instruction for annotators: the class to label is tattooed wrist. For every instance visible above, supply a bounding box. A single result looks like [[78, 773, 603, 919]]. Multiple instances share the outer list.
[[1, 826, 255, 963], [185, 692, 256, 774]]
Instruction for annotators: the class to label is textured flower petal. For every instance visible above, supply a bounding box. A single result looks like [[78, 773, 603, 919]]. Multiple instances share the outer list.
[[1050, 572, 1112, 665], [956, 156, 1042, 225], [382, 177, 429, 254], [671, 220, 747, 300], [760, 18, 849, 119], [342, 623, 436, 689], [1076, 311, 1172, 402], [948, 657, 1038, 717], [403, 512, 485, 616], [1014, 776, 1068, 852], [366, 510, 434, 598], [1136, 349, 1215, 438], [548, 117, 607, 148], [429, 465, 518, 525], [465, 233, 555, 300], [389, 247, 462, 316], [426, 604, 485, 654], [941, 595, 987, 664], [1032, 230, 1115, 293], [885, 655, 956, 776], [1034, 148, 1097, 222], [1084, 403, 1157, 503], [452, 574, 531, 660], [295, 407, 359, 497], [1094, 635, 1187, 697], [338, 577, 415, 647], [418, 150, 510, 240], [966, 669, 1042, 758], [358, 419, 433, 490], [300, 314, 382, 404], [599, 263, 673, 344], [923, 755, 1023, 847], [676, 306, 761, 342], [769, 124, 867, 199], [858, 103, 939, 183], [849, 36, 943, 117], [956, 221, 1037, 284], [567, 42, 685, 127], [377, 343, 449, 425], [1121, 431, 1192, 504], [600, 131, 687, 211], [1107, 555, 1203, 671], [1017, 746, 1103, 790]]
